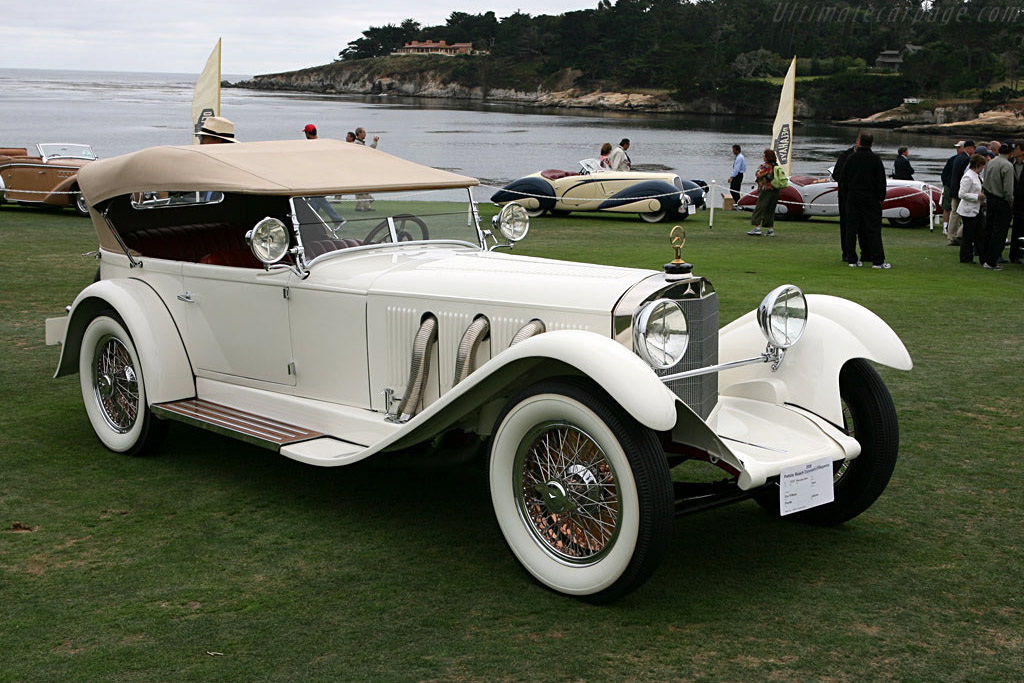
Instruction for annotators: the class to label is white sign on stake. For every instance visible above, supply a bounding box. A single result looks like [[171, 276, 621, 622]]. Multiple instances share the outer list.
[[779, 457, 835, 515]]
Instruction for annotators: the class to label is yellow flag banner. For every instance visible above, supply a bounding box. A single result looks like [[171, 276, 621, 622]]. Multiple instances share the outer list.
[[191, 38, 221, 145], [771, 57, 796, 176]]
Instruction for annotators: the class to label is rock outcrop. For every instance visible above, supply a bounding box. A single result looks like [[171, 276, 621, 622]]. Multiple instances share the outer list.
[[234, 59, 791, 116], [839, 102, 1024, 138]]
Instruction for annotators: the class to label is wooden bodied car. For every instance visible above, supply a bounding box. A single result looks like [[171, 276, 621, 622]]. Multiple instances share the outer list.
[[0, 143, 97, 217]]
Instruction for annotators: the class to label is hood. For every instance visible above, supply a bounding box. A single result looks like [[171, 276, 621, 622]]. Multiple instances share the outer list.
[[309, 247, 654, 314]]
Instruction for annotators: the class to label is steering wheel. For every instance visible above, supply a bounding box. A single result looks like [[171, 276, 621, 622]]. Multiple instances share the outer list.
[[364, 214, 429, 244]]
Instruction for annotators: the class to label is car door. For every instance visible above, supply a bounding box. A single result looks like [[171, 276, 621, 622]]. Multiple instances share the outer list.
[[1, 157, 49, 202], [180, 263, 296, 386]]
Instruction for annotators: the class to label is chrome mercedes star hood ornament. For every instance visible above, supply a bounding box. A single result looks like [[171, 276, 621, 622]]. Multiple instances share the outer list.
[[663, 225, 692, 278]]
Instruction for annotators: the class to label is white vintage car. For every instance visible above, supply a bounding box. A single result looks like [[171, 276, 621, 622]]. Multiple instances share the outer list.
[[46, 140, 912, 602]]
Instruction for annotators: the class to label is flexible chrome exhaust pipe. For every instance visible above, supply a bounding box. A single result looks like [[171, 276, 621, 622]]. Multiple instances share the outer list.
[[509, 319, 546, 346], [393, 315, 438, 423], [453, 316, 490, 386]]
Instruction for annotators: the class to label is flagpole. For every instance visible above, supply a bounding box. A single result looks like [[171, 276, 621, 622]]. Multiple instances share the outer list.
[[192, 38, 222, 144], [771, 56, 797, 176]]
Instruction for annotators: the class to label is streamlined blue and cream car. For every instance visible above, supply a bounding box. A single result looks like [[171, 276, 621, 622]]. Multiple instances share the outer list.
[[46, 140, 912, 602], [491, 162, 706, 223]]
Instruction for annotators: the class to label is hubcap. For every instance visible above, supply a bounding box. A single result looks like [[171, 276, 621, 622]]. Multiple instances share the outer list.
[[92, 335, 139, 433], [514, 422, 620, 565]]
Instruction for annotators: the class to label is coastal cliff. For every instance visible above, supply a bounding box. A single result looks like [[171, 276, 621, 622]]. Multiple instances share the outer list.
[[234, 57, 791, 117]]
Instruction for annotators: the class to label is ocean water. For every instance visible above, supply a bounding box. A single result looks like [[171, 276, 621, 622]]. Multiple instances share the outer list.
[[0, 68, 958, 198]]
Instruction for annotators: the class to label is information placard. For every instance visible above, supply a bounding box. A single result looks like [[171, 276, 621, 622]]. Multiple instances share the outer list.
[[780, 457, 835, 515]]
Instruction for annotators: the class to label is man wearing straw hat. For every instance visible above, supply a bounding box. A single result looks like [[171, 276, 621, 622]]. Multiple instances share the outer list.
[[198, 116, 237, 144]]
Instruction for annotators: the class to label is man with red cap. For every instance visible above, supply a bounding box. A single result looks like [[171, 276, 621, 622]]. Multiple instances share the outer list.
[[303, 124, 317, 140]]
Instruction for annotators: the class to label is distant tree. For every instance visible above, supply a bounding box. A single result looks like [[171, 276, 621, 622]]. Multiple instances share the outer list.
[[339, 19, 421, 60], [733, 49, 780, 79]]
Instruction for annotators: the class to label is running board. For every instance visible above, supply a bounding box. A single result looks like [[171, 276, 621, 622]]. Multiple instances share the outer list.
[[152, 398, 323, 450]]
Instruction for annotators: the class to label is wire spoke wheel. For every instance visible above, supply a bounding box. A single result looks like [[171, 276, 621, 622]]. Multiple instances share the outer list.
[[489, 379, 672, 601], [79, 311, 167, 456], [93, 335, 140, 433], [515, 422, 620, 565]]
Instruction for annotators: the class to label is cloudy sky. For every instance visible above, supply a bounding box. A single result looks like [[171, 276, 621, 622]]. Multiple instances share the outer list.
[[6, 1, 600, 76]]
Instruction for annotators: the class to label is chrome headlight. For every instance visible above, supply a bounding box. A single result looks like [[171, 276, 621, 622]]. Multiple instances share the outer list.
[[491, 202, 530, 242], [246, 217, 290, 264], [757, 285, 807, 349], [633, 298, 689, 369]]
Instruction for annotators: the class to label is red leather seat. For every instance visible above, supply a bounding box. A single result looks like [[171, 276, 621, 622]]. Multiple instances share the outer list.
[[541, 169, 578, 181]]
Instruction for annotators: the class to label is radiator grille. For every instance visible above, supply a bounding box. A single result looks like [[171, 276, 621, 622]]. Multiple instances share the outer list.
[[654, 292, 718, 420]]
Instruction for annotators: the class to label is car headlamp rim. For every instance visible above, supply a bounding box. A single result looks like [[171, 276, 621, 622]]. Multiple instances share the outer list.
[[246, 217, 290, 265], [493, 202, 530, 243], [632, 298, 689, 369], [756, 284, 808, 350]]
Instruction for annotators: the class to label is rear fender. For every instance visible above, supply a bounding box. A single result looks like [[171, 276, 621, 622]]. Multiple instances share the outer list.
[[44, 177, 77, 206], [718, 294, 911, 425], [54, 279, 195, 405], [599, 180, 682, 214], [383, 330, 678, 451]]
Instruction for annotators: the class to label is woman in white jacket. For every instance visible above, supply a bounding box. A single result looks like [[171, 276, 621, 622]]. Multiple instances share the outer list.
[[957, 154, 988, 265]]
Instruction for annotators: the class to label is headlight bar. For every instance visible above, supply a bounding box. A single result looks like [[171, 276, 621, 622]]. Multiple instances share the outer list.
[[657, 284, 806, 383]]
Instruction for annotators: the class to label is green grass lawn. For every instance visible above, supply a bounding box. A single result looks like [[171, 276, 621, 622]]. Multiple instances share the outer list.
[[1, 205, 1021, 681]]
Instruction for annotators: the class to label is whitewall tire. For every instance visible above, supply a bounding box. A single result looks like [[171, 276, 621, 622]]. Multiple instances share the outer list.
[[79, 311, 167, 456], [489, 379, 673, 602]]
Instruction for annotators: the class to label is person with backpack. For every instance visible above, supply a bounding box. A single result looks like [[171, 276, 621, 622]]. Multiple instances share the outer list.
[[840, 132, 890, 268], [747, 149, 783, 236]]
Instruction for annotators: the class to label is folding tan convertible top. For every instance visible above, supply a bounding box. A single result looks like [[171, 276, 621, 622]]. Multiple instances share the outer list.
[[77, 139, 478, 206]]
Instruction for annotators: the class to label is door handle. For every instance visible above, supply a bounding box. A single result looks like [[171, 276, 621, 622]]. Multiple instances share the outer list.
[[177, 292, 195, 303]]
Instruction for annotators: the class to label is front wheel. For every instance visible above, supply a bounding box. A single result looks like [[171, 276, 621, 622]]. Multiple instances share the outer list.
[[524, 206, 547, 218], [756, 358, 899, 525], [489, 379, 673, 602], [79, 311, 168, 456], [887, 216, 914, 228], [73, 190, 90, 217]]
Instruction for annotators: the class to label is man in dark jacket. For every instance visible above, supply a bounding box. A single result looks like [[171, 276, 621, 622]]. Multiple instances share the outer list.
[[893, 147, 914, 180], [1010, 143, 1024, 264], [834, 137, 859, 263], [947, 140, 976, 245], [840, 133, 889, 268]]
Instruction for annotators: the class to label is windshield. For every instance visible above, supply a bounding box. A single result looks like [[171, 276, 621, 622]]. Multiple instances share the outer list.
[[37, 143, 96, 161], [291, 188, 482, 261]]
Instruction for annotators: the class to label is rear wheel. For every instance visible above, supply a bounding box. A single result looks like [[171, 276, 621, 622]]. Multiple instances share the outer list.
[[79, 311, 168, 456], [888, 216, 913, 228], [73, 190, 90, 217], [639, 210, 666, 223], [489, 379, 673, 602], [756, 359, 899, 525], [524, 206, 547, 218]]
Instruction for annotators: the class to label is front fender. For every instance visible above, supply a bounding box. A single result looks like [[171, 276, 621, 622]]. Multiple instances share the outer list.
[[54, 279, 195, 405], [490, 177, 556, 212], [383, 330, 678, 451], [718, 294, 912, 425]]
